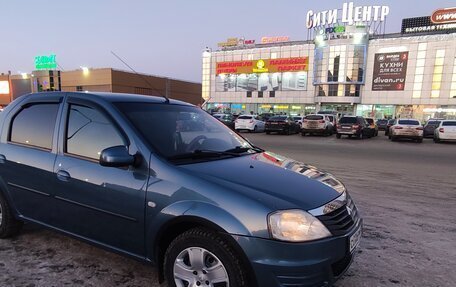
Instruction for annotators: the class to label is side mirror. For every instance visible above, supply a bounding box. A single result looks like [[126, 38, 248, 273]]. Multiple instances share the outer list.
[[100, 146, 135, 167]]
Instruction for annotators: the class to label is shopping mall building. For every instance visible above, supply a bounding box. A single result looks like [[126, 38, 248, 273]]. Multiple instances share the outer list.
[[202, 4, 456, 121]]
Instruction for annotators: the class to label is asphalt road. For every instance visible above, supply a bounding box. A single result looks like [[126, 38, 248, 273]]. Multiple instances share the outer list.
[[1, 132, 455, 287]]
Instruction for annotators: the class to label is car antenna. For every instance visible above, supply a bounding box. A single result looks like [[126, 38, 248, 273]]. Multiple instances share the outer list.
[[110, 51, 169, 103]]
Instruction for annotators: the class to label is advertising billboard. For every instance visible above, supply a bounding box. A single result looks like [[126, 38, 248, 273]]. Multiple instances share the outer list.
[[372, 52, 408, 91], [401, 15, 456, 34], [216, 57, 308, 75]]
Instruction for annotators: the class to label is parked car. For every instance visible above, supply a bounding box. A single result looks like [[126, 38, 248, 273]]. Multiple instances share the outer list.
[[235, 115, 265, 132], [384, 119, 396, 136], [376, 119, 388, 131], [389, 119, 423, 142], [258, 113, 275, 121], [423, 119, 443, 138], [326, 114, 338, 132], [265, 115, 300, 135], [434, 120, 456, 143], [365, 118, 379, 136], [293, 116, 304, 127], [212, 113, 235, 129], [301, 114, 334, 136], [0, 92, 362, 287], [336, 116, 373, 139]]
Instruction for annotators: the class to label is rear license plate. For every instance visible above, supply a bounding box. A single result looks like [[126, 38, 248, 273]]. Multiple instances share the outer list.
[[349, 226, 362, 252], [342, 126, 350, 129]]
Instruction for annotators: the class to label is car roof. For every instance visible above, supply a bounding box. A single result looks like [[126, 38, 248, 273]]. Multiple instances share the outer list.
[[22, 91, 194, 106]]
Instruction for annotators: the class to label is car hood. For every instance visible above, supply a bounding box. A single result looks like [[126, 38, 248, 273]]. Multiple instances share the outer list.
[[179, 151, 344, 211]]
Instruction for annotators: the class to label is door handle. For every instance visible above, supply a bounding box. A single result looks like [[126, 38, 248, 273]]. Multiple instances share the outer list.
[[56, 170, 71, 182], [0, 154, 5, 164]]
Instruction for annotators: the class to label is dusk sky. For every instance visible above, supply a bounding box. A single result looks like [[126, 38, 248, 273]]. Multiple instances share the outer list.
[[1, 0, 455, 82]]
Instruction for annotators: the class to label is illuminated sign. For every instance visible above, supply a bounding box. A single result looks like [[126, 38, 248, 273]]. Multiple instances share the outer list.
[[431, 7, 456, 24], [261, 36, 290, 44], [217, 38, 255, 48], [306, 2, 390, 29], [35, 54, 57, 70], [402, 15, 456, 34], [216, 57, 308, 75], [0, 81, 10, 94]]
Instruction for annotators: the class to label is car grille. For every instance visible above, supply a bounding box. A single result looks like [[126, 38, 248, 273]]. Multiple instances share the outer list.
[[316, 195, 360, 236]]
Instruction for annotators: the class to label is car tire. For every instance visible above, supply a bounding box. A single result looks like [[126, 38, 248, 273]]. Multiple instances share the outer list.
[[391, 136, 396, 141], [164, 228, 248, 287], [416, 138, 423, 143], [301, 132, 306, 136], [388, 134, 391, 140], [434, 137, 440, 143], [0, 192, 23, 239], [336, 133, 341, 139], [266, 131, 270, 135]]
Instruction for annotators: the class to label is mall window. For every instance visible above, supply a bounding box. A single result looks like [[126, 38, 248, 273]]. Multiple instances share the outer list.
[[412, 43, 427, 98], [246, 91, 252, 98], [76, 86, 83, 91], [451, 58, 456, 99], [258, 91, 263, 98], [269, 91, 275, 97], [431, 49, 445, 98]]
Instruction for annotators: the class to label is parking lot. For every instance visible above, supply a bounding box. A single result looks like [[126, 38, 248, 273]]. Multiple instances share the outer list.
[[1, 132, 455, 287]]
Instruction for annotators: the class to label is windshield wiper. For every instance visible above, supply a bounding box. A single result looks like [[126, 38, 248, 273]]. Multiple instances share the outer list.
[[224, 146, 264, 153], [167, 149, 242, 161]]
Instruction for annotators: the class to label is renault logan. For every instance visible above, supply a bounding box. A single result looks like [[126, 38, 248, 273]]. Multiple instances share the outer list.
[[0, 92, 362, 287]]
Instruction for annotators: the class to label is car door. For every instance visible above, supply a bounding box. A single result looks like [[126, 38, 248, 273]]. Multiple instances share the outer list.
[[0, 95, 63, 224], [52, 98, 149, 256]]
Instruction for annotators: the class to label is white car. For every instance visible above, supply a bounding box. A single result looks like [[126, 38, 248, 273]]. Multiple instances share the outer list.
[[235, 115, 265, 132], [293, 116, 304, 127], [389, 118, 423, 143], [434, 120, 456, 143], [301, 114, 334, 136]]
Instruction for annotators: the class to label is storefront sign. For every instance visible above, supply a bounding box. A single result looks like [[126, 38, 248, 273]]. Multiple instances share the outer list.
[[35, 54, 57, 70], [306, 2, 390, 29], [372, 52, 408, 91], [260, 36, 290, 44], [218, 38, 255, 48], [402, 16, 456, 34], [431, 7, 456, 24], [216, 57, 308, 75]]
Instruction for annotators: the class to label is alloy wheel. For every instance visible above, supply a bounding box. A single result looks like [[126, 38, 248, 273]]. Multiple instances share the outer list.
[[174, 247, 229, 287]]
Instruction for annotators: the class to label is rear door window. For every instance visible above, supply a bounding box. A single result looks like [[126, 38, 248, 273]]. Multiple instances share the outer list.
[[10, 104, 60, 150], [238, 116, 252, 120], [442, 121, 456, 126], [305, 115, 323, 120]]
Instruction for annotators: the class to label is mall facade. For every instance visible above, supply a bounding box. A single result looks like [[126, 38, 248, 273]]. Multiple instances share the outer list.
[[202, 5, 456, 121]]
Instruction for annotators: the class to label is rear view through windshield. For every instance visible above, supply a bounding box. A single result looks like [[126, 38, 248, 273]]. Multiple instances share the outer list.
[[398, 120, 420, 125], [305, 115, 323, 120], [238, 116, 253, 120], [339, 117, 357, 124], [442, 121, 456, 126]]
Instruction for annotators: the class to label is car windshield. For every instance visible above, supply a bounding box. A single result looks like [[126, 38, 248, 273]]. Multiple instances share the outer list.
[[398, 120, 420, 125], [327, 115, 334, 121], [339, 117, 357, 124], [377, 119, 387, 123], [238, 115, 253, 120], [115, 103, 255, 160], [305, 115, 323, 120], [293, 117, 302, 121], [426, 121, 440, 125], [442, 121, 456, 126]]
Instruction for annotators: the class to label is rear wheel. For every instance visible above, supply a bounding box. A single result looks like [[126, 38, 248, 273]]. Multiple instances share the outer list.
[[0, 192, 23, 238], [164, 228, 248, 287], [434, 136, 440, 143], [336, 133, 341, 139], [301, 132, 306, 137], [391, 136, 396, 141], [266, 131, 271, 135], [416, 138, 423, 143]]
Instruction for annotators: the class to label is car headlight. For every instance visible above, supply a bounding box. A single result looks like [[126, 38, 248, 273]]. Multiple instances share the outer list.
[[268, 210, 331, 242]]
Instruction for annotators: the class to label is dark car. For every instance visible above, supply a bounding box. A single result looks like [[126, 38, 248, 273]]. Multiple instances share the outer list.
[[258, 112, 275, 121], [212, 113, 235, 129], [0, 92, 362, 287], [265, 115, 300, 135], [376, 119, 388, 131], [423, 119, 442, 138], [336, 116, 373, 139], [384, 119, 396, 136]]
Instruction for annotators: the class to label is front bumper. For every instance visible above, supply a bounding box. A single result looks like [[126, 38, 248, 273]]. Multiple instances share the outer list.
[[233, 220, 363, 287], [337, 129, 360, 135], [302, 128, 327, 134]]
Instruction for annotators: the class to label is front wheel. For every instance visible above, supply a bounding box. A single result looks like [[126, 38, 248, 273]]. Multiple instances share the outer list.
[[164, 228, 248, 287], [0, 192, 23, 238]]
